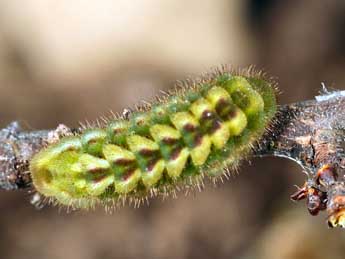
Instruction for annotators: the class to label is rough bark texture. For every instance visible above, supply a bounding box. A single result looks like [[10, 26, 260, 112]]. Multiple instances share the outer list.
[[0, 122, 49, 190], [0, 91, 345, 226]]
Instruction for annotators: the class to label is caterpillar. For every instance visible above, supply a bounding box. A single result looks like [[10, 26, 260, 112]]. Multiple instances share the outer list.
[[30, 66, 277, 209]]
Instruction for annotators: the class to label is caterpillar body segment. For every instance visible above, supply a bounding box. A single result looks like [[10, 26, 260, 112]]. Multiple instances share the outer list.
[[30, 67, 277, 209]]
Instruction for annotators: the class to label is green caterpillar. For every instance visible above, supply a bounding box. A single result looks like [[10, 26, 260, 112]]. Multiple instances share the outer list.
[[30, 67, 277, 209]]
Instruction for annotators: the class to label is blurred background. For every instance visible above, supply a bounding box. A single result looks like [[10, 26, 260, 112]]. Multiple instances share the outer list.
[[0, 1, 345, 258]]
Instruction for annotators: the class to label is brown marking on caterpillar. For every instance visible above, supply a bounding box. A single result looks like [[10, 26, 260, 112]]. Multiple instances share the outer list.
[[211, 120, 222, 133], [170, 147, 182, 160], [215, 99, 230, 117], [139, 149, 156, 157], [201, 110, 213, 119], [89, 167, 107, 174], [228, 108, 238, 119], [162, 137, 178, 145], [147, 158, 160, 172], [182, 123, 203, 147], [122, 169, 136, 181], [93, 174, 108, 183], [194, 133, 203, 147], [114, 158, 135, 166], [216, 99, 238, 120], [201, 110, 222, 133], [183, 123, 196, 132]]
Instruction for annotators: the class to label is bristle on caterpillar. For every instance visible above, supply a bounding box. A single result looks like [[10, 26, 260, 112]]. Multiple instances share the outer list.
[[29, 65, 278, 210]]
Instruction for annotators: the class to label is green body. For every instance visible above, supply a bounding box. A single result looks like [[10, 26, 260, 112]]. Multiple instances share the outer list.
[[30, 72, 277, 209]]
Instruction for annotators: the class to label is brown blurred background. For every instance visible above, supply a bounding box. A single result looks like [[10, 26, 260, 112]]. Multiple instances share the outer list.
[[0, 1, 345, 259]]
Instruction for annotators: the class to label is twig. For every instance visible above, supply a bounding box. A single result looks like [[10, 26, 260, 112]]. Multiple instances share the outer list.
[[1, 91, 345, 226]]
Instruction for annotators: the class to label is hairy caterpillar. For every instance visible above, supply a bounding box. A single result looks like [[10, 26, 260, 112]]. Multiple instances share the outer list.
[[30, 66, 277, 209]]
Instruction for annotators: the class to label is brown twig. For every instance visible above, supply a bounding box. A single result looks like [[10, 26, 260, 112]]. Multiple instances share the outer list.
[[255, 90, 345, 227], [1, 90, 345, 227]]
